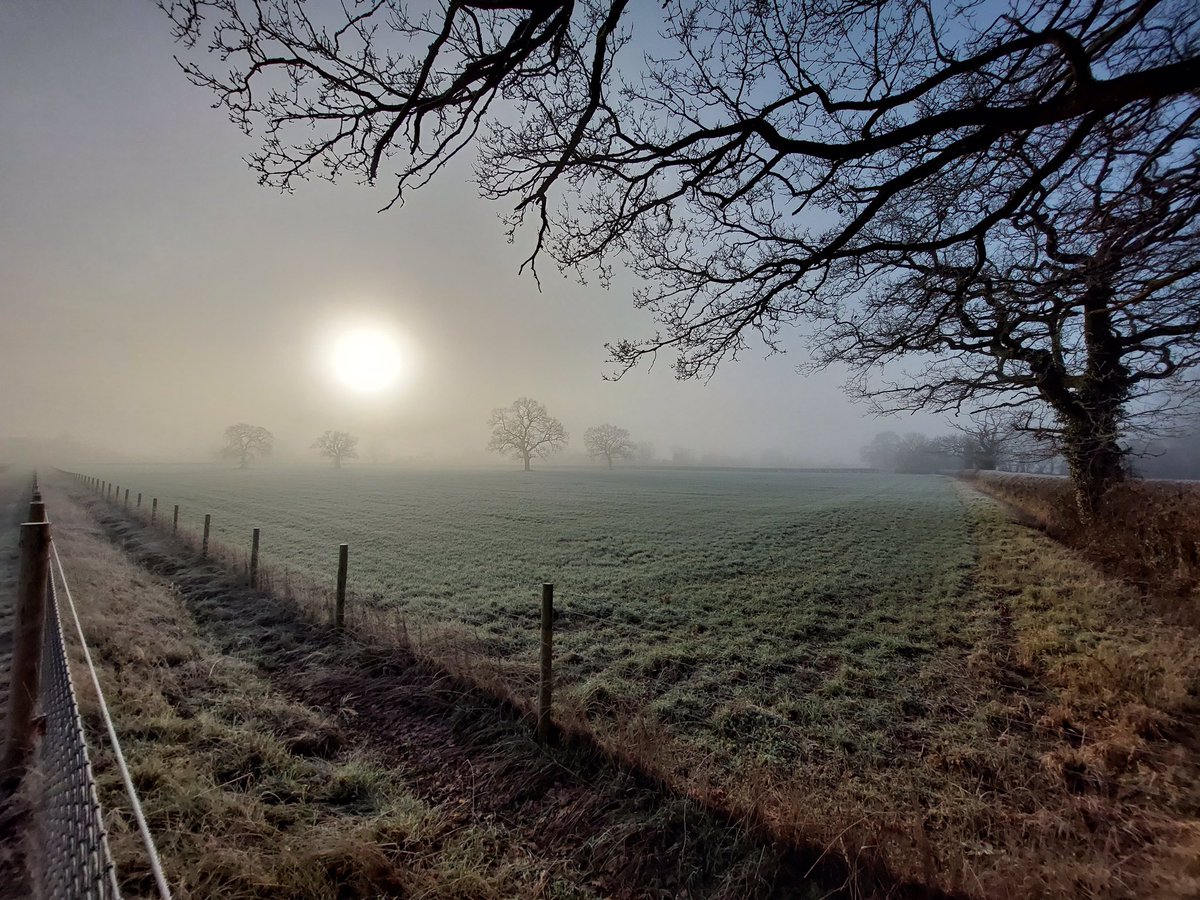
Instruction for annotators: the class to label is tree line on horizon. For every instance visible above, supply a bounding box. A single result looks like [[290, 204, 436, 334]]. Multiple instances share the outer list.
[[218, 399, 643, 471], [220, 402, 1200, 476], [220, 424, 359, 469]]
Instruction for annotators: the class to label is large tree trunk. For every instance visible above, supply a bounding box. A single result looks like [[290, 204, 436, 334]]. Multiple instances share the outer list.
[[1057, 277, 1130, 516], [606, 455, 613, 469], [1060, 395, 1127, 516], [523, 455, 531, 471]]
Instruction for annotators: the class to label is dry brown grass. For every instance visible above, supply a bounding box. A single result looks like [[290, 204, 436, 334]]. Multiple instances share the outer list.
[[954, 482, 1200, 899], [38, 485, 599, 900], [965, 471, 1200, 603]]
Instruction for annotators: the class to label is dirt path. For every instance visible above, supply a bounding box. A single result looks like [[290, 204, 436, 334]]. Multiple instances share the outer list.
[[48, 478, 953, 900]]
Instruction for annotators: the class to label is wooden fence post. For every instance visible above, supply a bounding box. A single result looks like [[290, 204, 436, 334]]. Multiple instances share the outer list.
[[123, 488, 129, 509], [28, 500, 46, 523], [250, 528, 260, 589], [136, 492, 141, 509], [335, 543, 348, 631], [538, 582, 554, 743], [3, 520, 53, 780], [202, 514, 211, 558], [151, 498, 157, 524], [173, 504, 179, 535]]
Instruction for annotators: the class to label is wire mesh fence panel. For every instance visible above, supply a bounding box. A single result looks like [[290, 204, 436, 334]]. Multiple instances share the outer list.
[[33, 573, 121, 900]]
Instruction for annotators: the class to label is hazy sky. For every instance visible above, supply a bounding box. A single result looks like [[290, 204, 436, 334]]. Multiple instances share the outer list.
[[0, 0, 945, 466]]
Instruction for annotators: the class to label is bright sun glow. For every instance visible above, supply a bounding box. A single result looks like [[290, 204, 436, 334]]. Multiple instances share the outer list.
[[330, 328, 405, 393]]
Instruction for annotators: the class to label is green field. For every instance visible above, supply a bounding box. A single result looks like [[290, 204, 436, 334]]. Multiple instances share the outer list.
[[84, 466, 987, 784]]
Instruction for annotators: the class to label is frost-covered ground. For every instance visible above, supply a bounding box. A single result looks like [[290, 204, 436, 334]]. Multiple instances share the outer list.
[[86, 466, 983, 773]]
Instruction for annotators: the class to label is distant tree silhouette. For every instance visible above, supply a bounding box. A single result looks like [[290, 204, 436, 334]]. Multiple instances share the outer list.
[[861, 432, 903, 472], [671, 447, 696, 468], [222, 423, 273, 469], [487, 398, 567, 471], [584, 424, 635, 469], [947, 413, 1016, 471], [313, 430, 359, 468], [861, 431, 960, 474]]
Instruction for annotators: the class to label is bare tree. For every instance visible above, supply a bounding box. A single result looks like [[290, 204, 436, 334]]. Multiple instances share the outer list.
[[165, 0, 1198, 382], [222, 423, 273, 468], [487, 397, 567, 470], [861, 432, 902, 472], [947, 412, 1017, 471], [584, 424, 635, 469], [861, 431, 958, 474], [819, 102, 1200, 510], [313, 430, 359, 468]]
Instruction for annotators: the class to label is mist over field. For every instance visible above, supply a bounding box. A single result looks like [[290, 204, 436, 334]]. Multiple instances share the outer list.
[[0, 0, 953, 471], [3, 2, 1200, 899]]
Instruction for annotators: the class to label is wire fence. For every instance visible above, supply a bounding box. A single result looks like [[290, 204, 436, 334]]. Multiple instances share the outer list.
[[32, 571, 121, 900], [6, 476, 171, 900]]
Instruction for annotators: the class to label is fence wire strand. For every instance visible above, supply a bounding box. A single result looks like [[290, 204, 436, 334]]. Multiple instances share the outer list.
[[33, 559, 121, 900], [50, 542, 172, 900]]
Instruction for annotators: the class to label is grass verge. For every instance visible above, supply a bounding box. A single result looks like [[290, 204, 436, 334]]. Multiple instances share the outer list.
[[964, 470, 1200, 601], [41, 486, 600, 899], [951, 481, 1200, 898]]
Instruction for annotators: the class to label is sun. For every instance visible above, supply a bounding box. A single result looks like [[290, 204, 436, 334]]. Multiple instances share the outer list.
[[330, 328, 405, 393]]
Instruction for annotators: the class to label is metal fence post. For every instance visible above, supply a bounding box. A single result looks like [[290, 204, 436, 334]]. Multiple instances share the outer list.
[[3, 520, 53, 780]]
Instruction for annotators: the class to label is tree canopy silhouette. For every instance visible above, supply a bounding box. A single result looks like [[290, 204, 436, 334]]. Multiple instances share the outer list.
[[165, 0, 1198, 374], [816, 106, 1200, 509], [166, 0, 1200, 505]]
